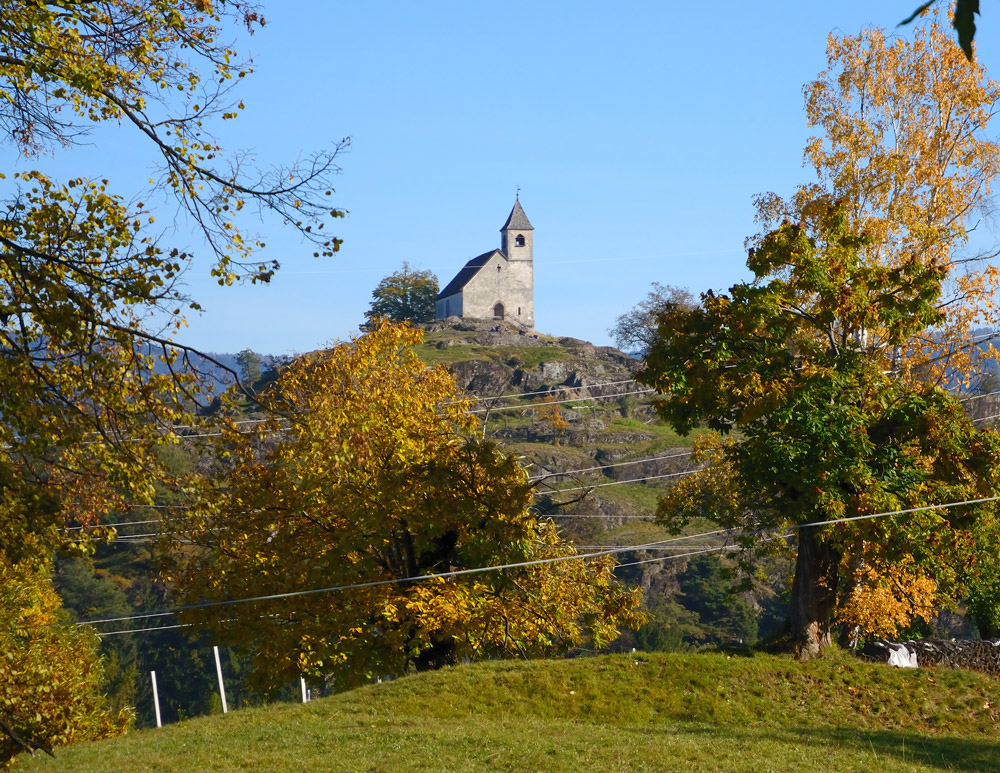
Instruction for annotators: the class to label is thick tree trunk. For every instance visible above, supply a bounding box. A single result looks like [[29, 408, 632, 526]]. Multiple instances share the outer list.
[[789, 525, 841, 659], [412, 636, 458, 672]]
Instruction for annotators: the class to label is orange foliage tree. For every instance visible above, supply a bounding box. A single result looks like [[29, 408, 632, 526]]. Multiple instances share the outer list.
[[753, 10, 1000, 385], [0, 0, 343, 755], [0, 562, 127, 769], [165, 322, 644, 692]]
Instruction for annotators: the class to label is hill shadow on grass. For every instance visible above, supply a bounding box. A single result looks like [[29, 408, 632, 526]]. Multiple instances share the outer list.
[[684, 723, 1000, 771]]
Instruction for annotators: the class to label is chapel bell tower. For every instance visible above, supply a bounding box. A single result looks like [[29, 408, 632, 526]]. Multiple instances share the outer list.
[[500, 197, 533, 262]]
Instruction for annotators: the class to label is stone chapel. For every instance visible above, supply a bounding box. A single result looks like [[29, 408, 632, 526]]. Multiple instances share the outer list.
[[435, 199, 534, 329]]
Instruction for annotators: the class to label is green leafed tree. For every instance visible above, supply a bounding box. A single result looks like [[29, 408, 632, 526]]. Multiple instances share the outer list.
[[676, 555, 758, 647], [235, 348, 263, 387], [363, 262, 439, 328], [638, 203, 1000, 657], [165, 321, 645, 692]]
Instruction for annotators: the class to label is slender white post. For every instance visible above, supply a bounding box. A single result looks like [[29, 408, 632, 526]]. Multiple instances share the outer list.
[[300, 677, 308, 704], [150, 671, 162, 728], [213, 645, 228, 714]]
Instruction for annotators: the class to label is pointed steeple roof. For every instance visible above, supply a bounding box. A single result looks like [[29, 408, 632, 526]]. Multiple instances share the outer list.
[[500, 199, 533, 231]]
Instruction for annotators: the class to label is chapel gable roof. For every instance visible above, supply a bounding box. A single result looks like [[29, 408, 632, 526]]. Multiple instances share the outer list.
[[500, 200, 533, 231], [437, 249, 502, 299]]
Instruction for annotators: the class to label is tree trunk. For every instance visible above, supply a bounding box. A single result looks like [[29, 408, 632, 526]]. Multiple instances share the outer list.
[[790, 525, 841, 659], [412, 636, 458, 672]]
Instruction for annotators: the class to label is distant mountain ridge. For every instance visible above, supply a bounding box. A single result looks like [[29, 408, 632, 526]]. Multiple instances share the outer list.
[[142, 346, 289, 393]]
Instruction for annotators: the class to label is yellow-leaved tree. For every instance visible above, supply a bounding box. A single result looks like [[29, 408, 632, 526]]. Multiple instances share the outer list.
[[165, 322, 645, 692], [0, 562, 127, 769], [754, 9, 1000, 383], [0, 0, 343, 757]]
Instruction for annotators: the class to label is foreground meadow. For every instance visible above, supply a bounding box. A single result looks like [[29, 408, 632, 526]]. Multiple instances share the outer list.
[[18, 651, 1000, 772]]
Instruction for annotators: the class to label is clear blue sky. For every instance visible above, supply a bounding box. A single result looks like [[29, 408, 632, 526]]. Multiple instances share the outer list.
[[17, 2, 1000, 355]]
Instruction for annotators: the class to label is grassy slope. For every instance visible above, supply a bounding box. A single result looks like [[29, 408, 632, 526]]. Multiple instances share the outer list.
[[20, 652, 1000, 772]]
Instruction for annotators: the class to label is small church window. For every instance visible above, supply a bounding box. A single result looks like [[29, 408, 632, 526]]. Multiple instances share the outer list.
[[515, 234, 525, 247], [493, 303, 505, 320], [518, 307, 521, 315]]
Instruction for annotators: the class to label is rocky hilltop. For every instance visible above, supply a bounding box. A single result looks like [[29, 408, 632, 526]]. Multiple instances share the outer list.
[[421, 317, 635, 396]]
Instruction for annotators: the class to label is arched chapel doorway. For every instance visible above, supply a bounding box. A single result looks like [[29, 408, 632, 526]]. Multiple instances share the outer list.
[[493, 302, 505, 320]]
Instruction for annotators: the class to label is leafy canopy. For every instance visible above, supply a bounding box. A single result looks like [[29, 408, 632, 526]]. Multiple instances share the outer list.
[[754, 11, 1000, 385], [639, 203, 1000, 654], [0, 1, 346, 551], [364, 262, 439, 328], [0, 1, 344, 553], [167, 321, 644, 692], [0, 561, 127, 769], [0, 0, 343, 756]]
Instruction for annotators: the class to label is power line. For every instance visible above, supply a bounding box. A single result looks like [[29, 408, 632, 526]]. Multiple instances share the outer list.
[[60, 494, 1000, 633], [447, 378, 639, 405], [67, 515, 664, 544], [469, 387, 654, 414], [99, 622, 192, 638], [63, 518, 165, 532], [534, 469, 696, 495], [960, 388, 1000, 403], [615, 545, 735, 569], [542, 514, 654, 519], [61, 531, 731, 632], [574, 544, 726, 550], [7, 492, 986, 640], [615, 531, 795, 569], [528, 451, 693, 482], [94, 544, 737, 637], [59, 450, 698, 532]]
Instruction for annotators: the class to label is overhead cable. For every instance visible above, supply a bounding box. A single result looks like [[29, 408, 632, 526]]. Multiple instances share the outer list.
[[48, 493, 1000, 633]]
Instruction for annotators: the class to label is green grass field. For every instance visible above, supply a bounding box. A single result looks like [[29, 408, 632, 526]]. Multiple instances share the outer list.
[[19, 651, 1000, 772]]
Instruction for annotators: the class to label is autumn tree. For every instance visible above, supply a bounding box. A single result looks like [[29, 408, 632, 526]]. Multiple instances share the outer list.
[[533, 392, 571, 440], [754, 11, 1000, 385], [901, 1, 980, 60], [0, 0, 343, 755], [165, 321, 644, 692], [363, 262, 439, 328], [0, 0, 345, 549], [640, 204, 1000, 657], [0, 561, 127, 769]]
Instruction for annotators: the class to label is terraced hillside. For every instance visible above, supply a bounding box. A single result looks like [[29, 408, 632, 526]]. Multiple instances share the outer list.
[[414, 319, 728, 606]]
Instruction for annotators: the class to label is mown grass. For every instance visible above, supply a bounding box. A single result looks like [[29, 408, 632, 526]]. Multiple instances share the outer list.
[[21, 651, 1000, 772]]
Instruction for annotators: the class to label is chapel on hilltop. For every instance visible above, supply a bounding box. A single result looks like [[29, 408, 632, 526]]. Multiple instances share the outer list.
[[435, 199, 534, 329]]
